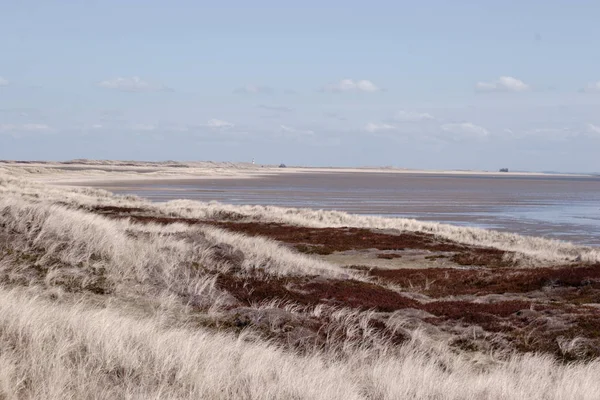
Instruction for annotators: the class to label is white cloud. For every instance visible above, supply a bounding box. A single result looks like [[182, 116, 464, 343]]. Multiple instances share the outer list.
[[98, 76, 169, 92], [258, 104, 293, 112], [279, 124, 314, 136], [322, 79, 380, 93], [233, 84, 273, 94], [582, 81, 600, 93], [441, 122, 490, 138], [0, 77, 8, 86], [365, 122, 396, 133], [393, 110, 434, 122], [475, 76, 530, 92], [586, 123, 600, 135], [0, 123, 52, 132], [523, 127, 575, 141], [206, 119, 235, 129], [90, 124, 104, 130], [128, 120, 236, 134]]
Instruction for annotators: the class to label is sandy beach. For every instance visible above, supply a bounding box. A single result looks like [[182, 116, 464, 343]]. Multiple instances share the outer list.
[[0, 160, 592, 189]]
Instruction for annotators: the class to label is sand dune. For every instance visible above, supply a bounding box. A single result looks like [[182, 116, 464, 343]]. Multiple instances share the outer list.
[[1, 163, 599, 399]]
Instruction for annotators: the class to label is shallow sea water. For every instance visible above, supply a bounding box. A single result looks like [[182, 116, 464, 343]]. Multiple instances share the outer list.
[[100, 172, 600, 247]]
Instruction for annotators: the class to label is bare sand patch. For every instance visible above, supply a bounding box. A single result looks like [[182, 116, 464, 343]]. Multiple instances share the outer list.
[[2, 160, 590, 188], [319, 249, 457, 270]]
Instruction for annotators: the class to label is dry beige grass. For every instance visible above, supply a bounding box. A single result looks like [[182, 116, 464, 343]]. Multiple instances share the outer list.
[[1, 168, 600, 399], [4, 167, 599, 265], [1, 287, 600, 400], [160, 200, 600, 265]]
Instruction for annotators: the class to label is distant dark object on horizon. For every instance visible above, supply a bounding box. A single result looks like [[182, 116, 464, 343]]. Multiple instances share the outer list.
[[279, 163, 287, 168], [499, 168, 509, 173]]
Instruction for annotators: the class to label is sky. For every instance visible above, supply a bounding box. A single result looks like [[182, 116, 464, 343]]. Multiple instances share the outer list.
[[1, 1, 600, 172]]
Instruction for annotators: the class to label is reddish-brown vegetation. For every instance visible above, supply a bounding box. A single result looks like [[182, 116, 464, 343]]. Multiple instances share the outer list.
[[216, 273, 418, 312], [426, 300, 532, 319], [82, 205, 600, 360], [210, 221, 520, 268], [212, 222, 464, 254], [90, 205, 245, 222], [90, 205, 146, 214], [450, 247, 511, 268], [423, 300, 532, 326], [88, 206, 518, 267], [214, 272, 414, 351], [366, 264, 600, 301], [377, 253, 403, 259]]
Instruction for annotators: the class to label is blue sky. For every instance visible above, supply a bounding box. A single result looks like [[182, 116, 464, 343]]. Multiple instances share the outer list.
[[1, 1, 600, 172]]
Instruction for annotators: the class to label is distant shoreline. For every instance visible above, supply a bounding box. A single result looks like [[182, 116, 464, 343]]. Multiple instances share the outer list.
[[0, 160, 593, 186]]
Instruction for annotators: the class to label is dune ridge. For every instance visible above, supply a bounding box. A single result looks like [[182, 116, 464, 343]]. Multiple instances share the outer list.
[[1, 166, 600, 399]]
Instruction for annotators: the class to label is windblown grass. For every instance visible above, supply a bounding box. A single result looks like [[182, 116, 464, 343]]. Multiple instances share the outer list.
[[3, 168, 599, 265], [162, 200, 600, 265], [1, 288, 599, 400], [1, 167, 600, 399]]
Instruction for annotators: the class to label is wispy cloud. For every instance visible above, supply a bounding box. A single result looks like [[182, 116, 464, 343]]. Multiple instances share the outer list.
[[258, 104, 293, 112], [279, 124, 314, 136], [441, 122, 490, 138], [324, 112, 347, 121], [0, 123, 53, 137], [475, 76, 530, 92], [322, 79, 380, 93], [233, 84, 273, 94], [523, 127, 576, 141], [393, 110, 434, 122], [126, 120, 236, 134], [582, 81, 600, 93], [586, 123, 600, 135], [0, 108, 41, 118], [0, 77, 8, 86], [0, 123, 52, 132], [206, 119, 235, 129], [364, 110, 434, 136], [365, 122, 396, 133], [98, 76, 171, 92]]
